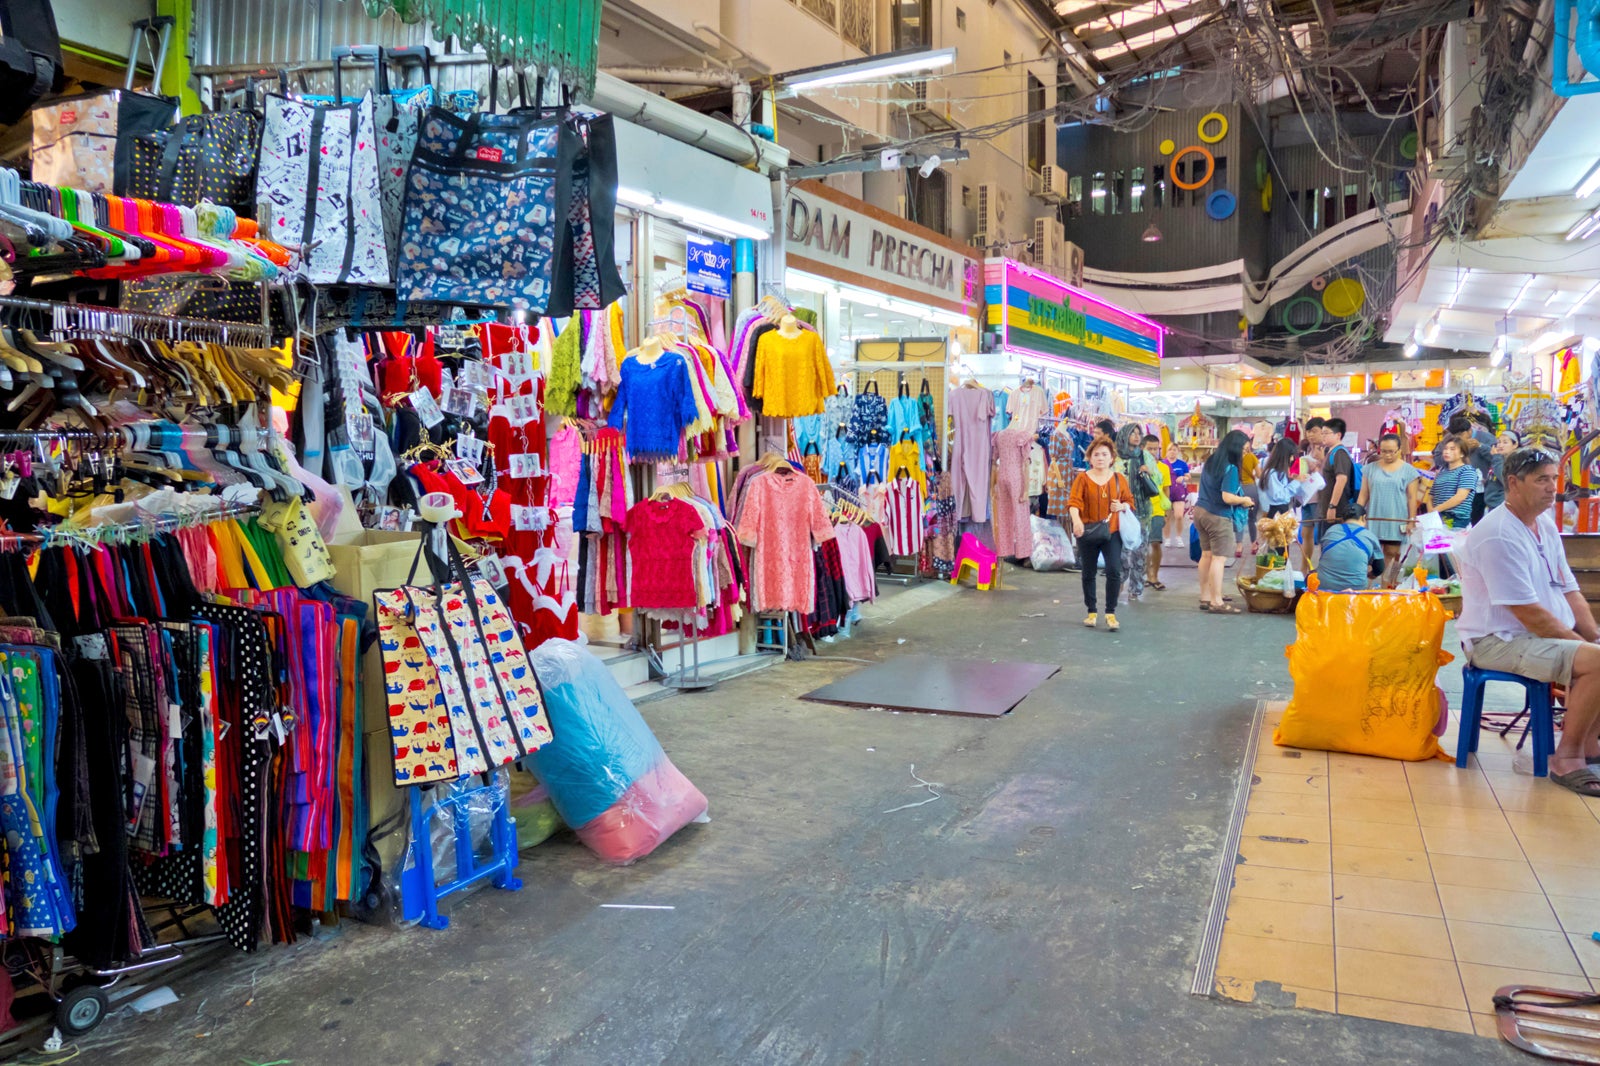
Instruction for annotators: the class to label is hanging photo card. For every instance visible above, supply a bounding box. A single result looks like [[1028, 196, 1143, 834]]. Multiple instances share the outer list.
[[456, 431, 484, 466], [409, 388, 445, 428]]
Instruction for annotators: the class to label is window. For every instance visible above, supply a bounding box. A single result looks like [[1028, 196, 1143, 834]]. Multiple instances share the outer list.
[[1130, 166, 1145, 212], [961, 185, 972, 209], [1343, 182, 1359, 220], [956, 7, 966, 28], [1302, 188, 1316, 229], [789, 0, 872, 54], [1213, 156, 1227, 202], [891, 0, 930, 50], [1068, 174, 1083, 218], [1026, 74, 1046, 174], [1322, 185, 1336, 229], [1091, 171, 1108, 215], [1151, 164, 1165, 208], [907, 167, 948, 235], [1110, 169, 1125, 214], [1171, 160, 1187, 208]]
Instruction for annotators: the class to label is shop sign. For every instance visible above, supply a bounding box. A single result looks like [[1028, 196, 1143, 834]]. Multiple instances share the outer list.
[[1238, 377, 1290, 398], [783, 182, 979, 313], [686, 235, 733, 298], [983, 259, 1162, 385], [1372, 368, 1446, 391], [1305, 374, 1366, 396]]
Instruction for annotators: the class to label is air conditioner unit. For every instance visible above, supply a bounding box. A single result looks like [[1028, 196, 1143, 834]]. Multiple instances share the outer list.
[[1026, 169, 1045, 200], [1032, 216, 1066, 275], [1062, 241, 1085, 287], [976, 184, 1007, 239], [1436, 21, 1485, 163], [1038, 165, 1067, 204]]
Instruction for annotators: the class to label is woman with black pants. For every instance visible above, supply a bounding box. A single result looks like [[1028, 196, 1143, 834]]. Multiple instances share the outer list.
[[1068, 437, 1136, 632]]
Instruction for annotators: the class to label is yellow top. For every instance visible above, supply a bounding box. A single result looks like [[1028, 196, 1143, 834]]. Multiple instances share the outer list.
[[752, 330, 835, 417]]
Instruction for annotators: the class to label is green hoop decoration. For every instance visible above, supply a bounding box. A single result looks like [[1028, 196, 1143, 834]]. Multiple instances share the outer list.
[[1345, 318, 1375, 344], [1282, 295, 1324, 335], [1400, 131, 1418, 160], [1255, 149, 1268, 190]]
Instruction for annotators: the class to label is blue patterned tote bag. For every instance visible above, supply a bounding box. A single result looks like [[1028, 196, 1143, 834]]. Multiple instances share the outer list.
[[396, 108, 576, 311]]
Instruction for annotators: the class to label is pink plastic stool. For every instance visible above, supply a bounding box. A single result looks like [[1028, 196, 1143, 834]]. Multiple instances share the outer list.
[[950, 533, 1000, 590]]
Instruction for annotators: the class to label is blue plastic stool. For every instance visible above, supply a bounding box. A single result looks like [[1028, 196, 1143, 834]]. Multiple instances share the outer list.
[[1456, 664, 1555, 777]]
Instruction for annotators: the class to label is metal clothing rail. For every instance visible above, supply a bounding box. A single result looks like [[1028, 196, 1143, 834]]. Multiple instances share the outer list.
[[0, 296, 273, 346], [28, 501, 265, 551]]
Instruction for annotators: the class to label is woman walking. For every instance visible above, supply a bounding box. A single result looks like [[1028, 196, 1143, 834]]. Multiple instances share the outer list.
[[1358, 432, 1421, 587], [1192, 430, 1253, 614], [1068, 437, 1135, 631]]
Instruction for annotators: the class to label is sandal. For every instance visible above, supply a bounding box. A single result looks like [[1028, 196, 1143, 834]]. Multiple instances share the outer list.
[[1210, 603, 1244, 614], [1199, 603, 1212, 612], [1550, 768, 1600, 796], [1149, 581, 1168, 591]]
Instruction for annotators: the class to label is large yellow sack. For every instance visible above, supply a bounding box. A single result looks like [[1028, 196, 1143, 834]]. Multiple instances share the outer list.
[[1275, 579, 1455, 761]]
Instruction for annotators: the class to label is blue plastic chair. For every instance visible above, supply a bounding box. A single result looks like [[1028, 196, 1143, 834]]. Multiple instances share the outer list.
[[1456, 664, 1554, 777]]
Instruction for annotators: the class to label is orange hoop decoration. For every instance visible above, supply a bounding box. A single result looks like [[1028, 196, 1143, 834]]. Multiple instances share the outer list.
[[1170, 145, 1215, 190]]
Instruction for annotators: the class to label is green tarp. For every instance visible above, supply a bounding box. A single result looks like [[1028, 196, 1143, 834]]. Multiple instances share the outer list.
[[364, 0, 602, 98]]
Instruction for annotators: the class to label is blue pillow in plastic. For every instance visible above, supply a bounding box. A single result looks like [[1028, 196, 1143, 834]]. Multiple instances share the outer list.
[[523, 640, 664, 828]]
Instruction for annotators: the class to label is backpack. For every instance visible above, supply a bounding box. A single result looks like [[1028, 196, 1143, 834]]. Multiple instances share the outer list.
[[1329, 445, 1363, 496]]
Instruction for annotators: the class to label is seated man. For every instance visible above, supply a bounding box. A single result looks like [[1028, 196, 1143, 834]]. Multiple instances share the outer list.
[[1457, 447, 1600, 795], [1313, 504, 1383, 592]]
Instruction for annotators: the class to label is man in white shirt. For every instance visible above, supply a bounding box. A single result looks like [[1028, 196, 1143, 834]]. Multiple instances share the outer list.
[[1457, 448, 1600, 795]]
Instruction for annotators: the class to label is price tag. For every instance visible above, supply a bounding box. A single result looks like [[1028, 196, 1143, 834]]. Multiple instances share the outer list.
[[409, 388, 445, 428], [445, 457, 484, 485], [456, 431, 484, 466], [511, 504, 540, 531], [509, 452, 542, 479]]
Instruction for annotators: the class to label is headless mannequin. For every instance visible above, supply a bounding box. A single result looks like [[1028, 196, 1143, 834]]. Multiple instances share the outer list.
[[777, 314, 803, 339], [634, 335, 665, 363]]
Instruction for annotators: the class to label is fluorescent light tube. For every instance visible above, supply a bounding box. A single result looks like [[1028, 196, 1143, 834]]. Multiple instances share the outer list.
[[785, 48, 957, 91]]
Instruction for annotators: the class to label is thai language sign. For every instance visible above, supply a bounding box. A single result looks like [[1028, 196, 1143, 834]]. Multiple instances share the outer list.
[[984, 259, 1162, 385]]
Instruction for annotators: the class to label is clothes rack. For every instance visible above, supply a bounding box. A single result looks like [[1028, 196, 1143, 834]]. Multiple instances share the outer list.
[[0, 295, 272, 347]]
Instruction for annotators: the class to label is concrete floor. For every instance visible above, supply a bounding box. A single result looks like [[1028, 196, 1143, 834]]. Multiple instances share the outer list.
[[83, 560, 1529, 1065]]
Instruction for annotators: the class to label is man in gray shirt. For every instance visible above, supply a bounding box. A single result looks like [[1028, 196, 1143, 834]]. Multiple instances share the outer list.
[[1457, 447, 1600, 795]]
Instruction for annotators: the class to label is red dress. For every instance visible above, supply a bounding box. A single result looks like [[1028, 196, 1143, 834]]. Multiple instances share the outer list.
[[625, 498, 704, 610]]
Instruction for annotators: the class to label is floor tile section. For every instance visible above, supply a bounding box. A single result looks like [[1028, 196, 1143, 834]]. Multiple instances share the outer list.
[[1212, 701, 1600, 1042]]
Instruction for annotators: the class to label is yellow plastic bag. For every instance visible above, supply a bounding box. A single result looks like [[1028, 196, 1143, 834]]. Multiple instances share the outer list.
[[1275, 576, 1455, 761]]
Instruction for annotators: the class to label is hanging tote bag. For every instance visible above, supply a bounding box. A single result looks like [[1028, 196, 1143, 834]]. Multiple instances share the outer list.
[[847, 381, 888, 445], [376, 538, 554, 786], [396, 108, 576, 311], [257, 92, 390, 285], [127, 108, 262, 213], [32, 88, 175, 194], [552, 112, 626, 313]]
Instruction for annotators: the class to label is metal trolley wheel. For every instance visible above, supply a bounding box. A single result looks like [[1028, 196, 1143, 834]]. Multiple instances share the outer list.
[[56, 985, 108, 1036]]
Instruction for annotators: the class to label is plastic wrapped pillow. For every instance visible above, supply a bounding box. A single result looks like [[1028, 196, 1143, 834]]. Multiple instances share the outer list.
[[1028, 516, 1073, 572]]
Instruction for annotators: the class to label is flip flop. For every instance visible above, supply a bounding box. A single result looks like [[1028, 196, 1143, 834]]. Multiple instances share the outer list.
[[1549, 768, 1600, 796], [1198, 603, 1212, 612], [1210, 603, 1245, 614], [1149, 581, 1168, 590]]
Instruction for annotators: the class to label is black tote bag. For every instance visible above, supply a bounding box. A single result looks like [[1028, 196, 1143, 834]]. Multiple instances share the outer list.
[[128, 109, 262, 214]]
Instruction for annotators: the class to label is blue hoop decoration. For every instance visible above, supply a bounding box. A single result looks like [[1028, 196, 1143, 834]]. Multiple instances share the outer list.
[[1205, 190, 1237, 220]]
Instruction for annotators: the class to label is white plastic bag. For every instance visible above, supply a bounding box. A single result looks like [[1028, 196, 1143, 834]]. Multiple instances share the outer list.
[[1029, 516, 1074, 571], [1119, 510, 1144, 551]]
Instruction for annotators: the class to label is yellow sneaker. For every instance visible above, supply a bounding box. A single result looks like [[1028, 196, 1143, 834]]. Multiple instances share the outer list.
[[1106, 614, 1121, 632], [1083, 613, 1097, 628]]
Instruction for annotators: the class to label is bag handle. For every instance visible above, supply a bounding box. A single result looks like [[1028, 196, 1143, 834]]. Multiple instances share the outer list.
[[383, 46, 434, 91], [332, 45, 387, 104]]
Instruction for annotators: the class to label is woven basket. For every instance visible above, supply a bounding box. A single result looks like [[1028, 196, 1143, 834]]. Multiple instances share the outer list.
[[1236, 574, 1299, 614]]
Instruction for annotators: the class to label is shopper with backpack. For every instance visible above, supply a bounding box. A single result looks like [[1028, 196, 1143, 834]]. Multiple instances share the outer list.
[[1318, 417, 1360, 548]]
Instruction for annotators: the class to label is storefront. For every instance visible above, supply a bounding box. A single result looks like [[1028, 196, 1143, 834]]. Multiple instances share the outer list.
[[980, 257, 1165, 417], [781, 180, 981, 365]]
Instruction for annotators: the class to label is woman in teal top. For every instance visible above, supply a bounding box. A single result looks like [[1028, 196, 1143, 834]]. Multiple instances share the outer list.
[[1358, 432, 1421, 585]]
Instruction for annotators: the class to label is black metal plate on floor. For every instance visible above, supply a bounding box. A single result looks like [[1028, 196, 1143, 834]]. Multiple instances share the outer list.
[[800, 655, 1060, 717]]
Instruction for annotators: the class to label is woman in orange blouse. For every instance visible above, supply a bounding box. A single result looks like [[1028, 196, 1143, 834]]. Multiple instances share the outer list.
[[1068, 437, 1136, 631]]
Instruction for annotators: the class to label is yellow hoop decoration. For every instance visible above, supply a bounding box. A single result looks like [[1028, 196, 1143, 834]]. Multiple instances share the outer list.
[[1169, 145, 1214, 190], [1197, 112, 1228, 143], [1260, 173, 1274, 213], [1159, 138, 1175, 155]]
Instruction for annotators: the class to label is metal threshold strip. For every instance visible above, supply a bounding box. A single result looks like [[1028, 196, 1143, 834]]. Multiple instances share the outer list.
[[1190, 699, 1266, 996]]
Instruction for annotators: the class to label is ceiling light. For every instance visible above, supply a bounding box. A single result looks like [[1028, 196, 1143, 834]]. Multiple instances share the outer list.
[[1545, 289, 1562, 307], [1448, 268, 1471, 307], [1141, 222, 1163, 243], [1403, 338, 1420, 358], [1423, 314, 1441, 344], [1574, 281, 1600, 314], [1490, 338, 1506, 367], [1509, 274, 1537, 313], [1577, 159, 1600, 199], [782, 47, 957, 92], [1567, 207, 1600, 241]]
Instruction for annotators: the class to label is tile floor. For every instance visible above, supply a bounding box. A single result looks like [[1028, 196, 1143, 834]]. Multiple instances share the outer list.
[[1214, 701, 1600, 1039]]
